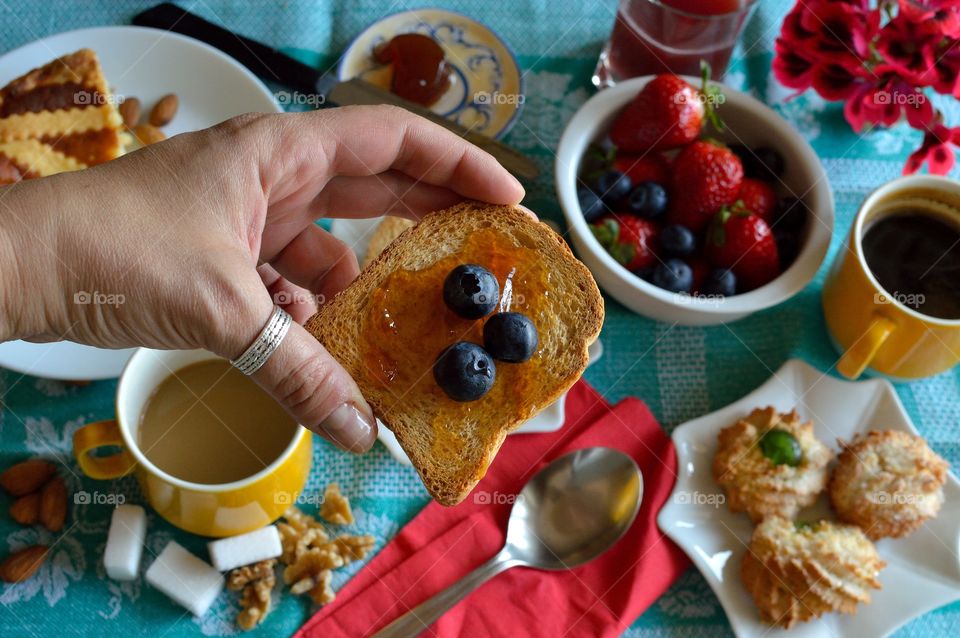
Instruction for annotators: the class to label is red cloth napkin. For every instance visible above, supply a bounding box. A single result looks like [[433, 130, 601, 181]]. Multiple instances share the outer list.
[[297, 381, 689, 638]]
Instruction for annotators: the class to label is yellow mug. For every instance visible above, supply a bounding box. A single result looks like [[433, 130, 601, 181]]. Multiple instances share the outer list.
[[72, 348, 312, 537], [822, 175, 960, 380]]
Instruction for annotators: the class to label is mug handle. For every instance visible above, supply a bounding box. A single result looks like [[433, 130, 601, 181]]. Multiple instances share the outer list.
[[73, 419, 137, 479], [836, 315, 897, 379]]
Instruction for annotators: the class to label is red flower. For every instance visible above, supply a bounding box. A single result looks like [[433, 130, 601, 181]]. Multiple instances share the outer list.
[[898, 0, 960, 38], [779, 3, 817, 44], [932, 43, 960, 96], [772, 39, 816, 92], [875, 15, 940, 86], [798, 0, 878, 60], [904, 122, 960, 174], [811, 61, 864, 100]]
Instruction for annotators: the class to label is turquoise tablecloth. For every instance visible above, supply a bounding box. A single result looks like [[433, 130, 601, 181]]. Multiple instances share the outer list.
[[0, 1, 957, 636]]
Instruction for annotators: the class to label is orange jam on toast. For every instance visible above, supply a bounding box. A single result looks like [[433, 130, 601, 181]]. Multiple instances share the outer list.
[[361, 228, 552, 439]]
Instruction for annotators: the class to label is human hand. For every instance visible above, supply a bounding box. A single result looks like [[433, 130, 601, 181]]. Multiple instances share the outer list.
[[0, 106, 524, 452]]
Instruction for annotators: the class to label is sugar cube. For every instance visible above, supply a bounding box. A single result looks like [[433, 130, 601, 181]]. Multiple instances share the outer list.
[[103, 504, 147, 581], [146, 541, 224, 617], [207, 524, 282, 572]]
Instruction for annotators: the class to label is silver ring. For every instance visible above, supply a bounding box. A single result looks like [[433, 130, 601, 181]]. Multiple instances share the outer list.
[[230, 306, 292, 375]]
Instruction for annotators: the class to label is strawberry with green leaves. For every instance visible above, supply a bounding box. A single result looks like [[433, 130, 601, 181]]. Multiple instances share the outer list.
[[590, 214, 658, 271], [610, 65, 725, 153], [706, 206, 780, 291], [667, 139, 743, 232]]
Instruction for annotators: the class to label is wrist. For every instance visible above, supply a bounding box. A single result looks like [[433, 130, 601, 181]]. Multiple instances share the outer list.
[[0, 178, 65, 342]]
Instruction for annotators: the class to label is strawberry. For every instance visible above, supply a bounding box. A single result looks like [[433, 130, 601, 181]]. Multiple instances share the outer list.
[[590, 214, 658, 271], [613, 153, 670, 187], [609, 65, 723, 153], [736, 178, 778, 221], [706, 207, 780, 291], [667, 139, 743, 232]]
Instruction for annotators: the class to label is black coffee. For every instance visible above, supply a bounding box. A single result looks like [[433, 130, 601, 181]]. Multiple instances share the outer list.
[[862, 212, 960, 320]]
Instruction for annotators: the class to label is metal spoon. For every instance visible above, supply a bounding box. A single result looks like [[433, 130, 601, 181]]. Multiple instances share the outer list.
[[374, 447, 643, 637]]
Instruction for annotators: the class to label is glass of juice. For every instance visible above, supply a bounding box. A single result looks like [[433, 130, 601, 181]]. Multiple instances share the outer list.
[[593, 0, 759, 88]]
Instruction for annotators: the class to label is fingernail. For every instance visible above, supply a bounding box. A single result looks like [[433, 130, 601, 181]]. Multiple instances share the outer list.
[[508, 174, 525, 198], [318, 402, 377, 453]]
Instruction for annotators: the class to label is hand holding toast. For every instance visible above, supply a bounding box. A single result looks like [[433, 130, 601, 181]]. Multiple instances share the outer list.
[[0, 106, 524, 452]]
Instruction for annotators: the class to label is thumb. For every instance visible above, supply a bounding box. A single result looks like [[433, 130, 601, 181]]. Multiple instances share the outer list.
[[235, 306, 378, 453]]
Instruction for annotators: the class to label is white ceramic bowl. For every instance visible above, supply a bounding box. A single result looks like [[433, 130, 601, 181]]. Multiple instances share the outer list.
[[555, 77, 834, 325]]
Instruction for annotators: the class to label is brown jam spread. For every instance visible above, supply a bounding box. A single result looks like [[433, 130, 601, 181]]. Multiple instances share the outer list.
[[374, 33, 451, 107], [361, 229, 553, 456]]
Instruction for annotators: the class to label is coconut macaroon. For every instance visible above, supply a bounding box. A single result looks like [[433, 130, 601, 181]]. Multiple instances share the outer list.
[[713, 407, 834, 523], [829, 429, 949, 540], [741, 517, 884, 628]]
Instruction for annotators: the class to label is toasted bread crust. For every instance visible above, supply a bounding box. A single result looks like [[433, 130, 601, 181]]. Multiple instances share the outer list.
[[306, 203, 604, 505], [362, 217, 415, 268]]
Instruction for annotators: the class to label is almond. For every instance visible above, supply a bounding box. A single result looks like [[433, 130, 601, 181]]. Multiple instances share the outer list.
[[0, 546, 48, 582], [0, 459, 55, 496], [149, 93, 178, 126], [39, 476, 67, 532], [119, 96, 141, 128], [132, 123, 166, 145], [9, 493, 41, 525]]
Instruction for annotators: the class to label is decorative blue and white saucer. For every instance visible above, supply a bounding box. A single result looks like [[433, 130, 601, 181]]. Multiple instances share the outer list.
[[338, 8, 524, 139]]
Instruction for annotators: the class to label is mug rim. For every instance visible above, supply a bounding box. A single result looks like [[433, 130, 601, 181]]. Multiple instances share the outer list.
[[853, 174, 960, 328], [115, 347, 308, 493]]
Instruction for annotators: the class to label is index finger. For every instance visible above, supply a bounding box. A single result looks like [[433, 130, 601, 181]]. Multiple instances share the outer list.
[[258, 105, 525, 206]]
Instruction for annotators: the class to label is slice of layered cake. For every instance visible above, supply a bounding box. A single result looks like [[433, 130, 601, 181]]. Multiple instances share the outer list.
[[0, 49, 125, 185]]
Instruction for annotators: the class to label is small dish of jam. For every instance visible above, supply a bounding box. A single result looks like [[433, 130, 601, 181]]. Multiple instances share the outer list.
[[337, 8, 524, 139]]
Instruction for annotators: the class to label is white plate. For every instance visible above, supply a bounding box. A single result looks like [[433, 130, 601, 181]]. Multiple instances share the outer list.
[[329, 217, 603, 463], [0, 26, 281, 380], [657, 359, 960, 638]]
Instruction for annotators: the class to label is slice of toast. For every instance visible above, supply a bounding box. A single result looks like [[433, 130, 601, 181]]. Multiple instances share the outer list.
[[306, 202, 604, 505]]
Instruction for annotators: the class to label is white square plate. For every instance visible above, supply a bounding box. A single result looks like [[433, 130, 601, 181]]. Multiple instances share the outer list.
[[656, 359, 960, 638]]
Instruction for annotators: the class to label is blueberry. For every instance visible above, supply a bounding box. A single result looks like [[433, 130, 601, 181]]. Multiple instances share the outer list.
[[483, 312, 539, 363], [774, 197, 808, 233], [701, 268, 736, 296], [775, 229, 800, 270], [594, 170, 632, 205], [626, 181, 669, 219], [659, 224, 695, 257], [433, 342, 496, 401], [443, 264, 499, 319], [651, 258, 693, 293], [745, 146, 785, 181], [578, 187, 606, 222]]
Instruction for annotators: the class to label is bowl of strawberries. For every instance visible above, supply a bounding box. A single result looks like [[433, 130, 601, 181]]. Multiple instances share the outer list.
[[555, 71, 833, 325]]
